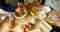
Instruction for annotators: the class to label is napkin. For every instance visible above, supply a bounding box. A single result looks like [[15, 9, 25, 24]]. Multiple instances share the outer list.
[[44, 0, 60, 11]]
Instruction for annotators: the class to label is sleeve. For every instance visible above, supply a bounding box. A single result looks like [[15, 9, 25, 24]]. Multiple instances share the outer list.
[[0, 0, 16, 12], [0, 5, 16, 12], [3, 5, 16, 12]]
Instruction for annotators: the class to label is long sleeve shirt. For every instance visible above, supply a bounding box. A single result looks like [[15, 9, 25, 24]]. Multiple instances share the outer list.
[[0, 0, 16, 12], [0, 5, 15, 12]]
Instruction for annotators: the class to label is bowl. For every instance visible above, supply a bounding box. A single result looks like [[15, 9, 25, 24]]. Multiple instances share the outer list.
[[37, 12, 46, 20], [13, 9, 27, 19], [42, 6, 51, 13], [47, 14, 57, 23]]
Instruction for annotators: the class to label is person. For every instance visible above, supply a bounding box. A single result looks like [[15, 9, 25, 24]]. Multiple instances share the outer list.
[[32, 0, 43, 14], [33, 0, 43, 7], [0, 0, 25, 20], [24, 0, 34, 5], [0, 0, 25, 31], [0, 0, 24, 12]]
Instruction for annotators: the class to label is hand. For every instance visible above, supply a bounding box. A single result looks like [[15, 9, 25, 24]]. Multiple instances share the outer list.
[[15, 2, 24, 14], [57, 7, 60, 18], [58, 7, 60, 13], [15, 7, 23, 14], [8, 20, 15, 29]]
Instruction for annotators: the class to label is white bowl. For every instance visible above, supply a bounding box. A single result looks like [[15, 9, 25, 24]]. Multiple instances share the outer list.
[[28, 17, 36, 24], [13, 9, 27, 19], [42, 6, 51, 13], [37, 12, 46, 20], [47, 14, 57, 23]]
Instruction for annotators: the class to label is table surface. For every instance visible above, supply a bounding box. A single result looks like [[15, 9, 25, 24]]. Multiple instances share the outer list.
[[0, 5, 60, 32]]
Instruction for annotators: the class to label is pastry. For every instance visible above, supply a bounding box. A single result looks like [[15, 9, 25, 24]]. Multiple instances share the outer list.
[[21, 22, 31, 32]]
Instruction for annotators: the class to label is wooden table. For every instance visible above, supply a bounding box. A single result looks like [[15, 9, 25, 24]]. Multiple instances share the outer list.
[[0, 5, 60, 32]]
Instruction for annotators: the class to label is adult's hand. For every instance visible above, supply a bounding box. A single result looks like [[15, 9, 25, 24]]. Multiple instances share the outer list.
[[15, 7, 23, 14], [57, 7, 60, 19], [15, 2, 24, 14]]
